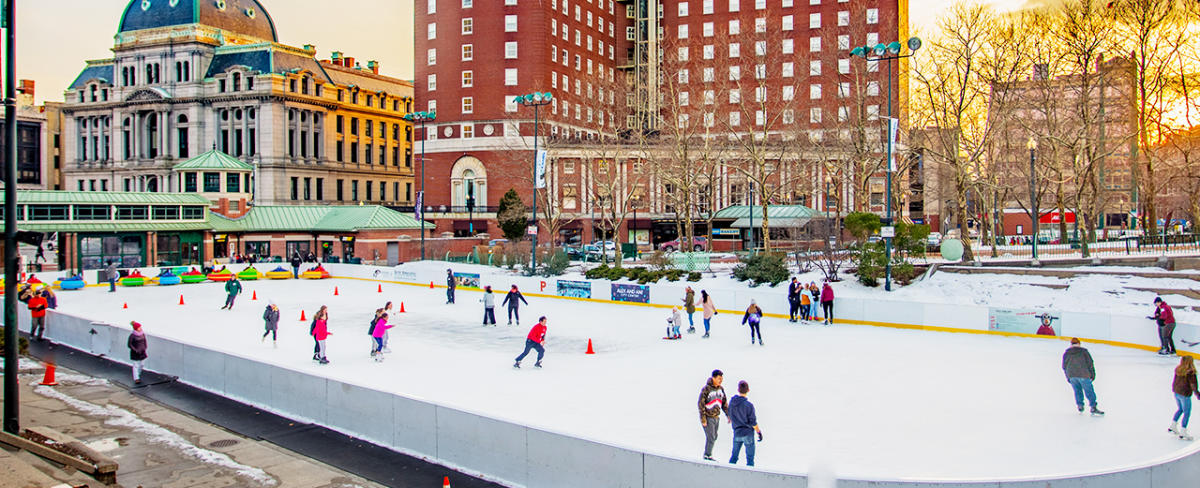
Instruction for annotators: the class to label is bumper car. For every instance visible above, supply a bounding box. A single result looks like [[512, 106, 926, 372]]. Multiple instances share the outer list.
[[119, 271, 147, 287], [237, 267, 261, 281], [57, 275, 87, 290], [207, 269, 234, 282], [265, 266, 293, 279], [156, 270, 182, 286], [181, 270, 208, 283], [300, 266, 331, 279]]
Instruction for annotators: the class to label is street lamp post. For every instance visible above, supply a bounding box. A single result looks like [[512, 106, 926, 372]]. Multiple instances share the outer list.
[[850, 37, 922, 292], [1027, 137, 1039, 262], [516, 92, 554, 272], [748, 183, 755, 254], [401, 110, 436, 260]]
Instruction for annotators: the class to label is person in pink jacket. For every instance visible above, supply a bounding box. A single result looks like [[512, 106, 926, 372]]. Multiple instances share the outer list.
[[820, 282, 835, 325], [311, 306, 331, 364], [371, 313, 392, 361], [701, 290, 717, 338]]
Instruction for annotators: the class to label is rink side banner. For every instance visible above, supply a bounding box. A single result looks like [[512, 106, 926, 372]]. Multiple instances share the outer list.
[[988, 308, 1061, 336], [556, 280, 592, 299], [453, 272, 481, 289], [611, 283, 650, 303]]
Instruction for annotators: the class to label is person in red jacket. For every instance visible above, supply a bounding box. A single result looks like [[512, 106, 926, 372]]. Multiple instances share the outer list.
[[820, 282, 835, 325], [27, 291, 48, 341], [513, 316, 548, 368], [1152, 297, 1177, 355]]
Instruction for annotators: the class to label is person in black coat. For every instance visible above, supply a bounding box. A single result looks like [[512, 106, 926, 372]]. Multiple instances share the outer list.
[[290, 253, 303, 278], [128, 321, 148, 385], [446, 269, 457, 304], [786, 277, 801, 323], [502, 285, 529, 325]]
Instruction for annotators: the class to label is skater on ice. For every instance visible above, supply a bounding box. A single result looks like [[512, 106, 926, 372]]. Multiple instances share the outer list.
[[221, 275, 243, 310], [787, 277, 801, 323], [1062, 338, 1103, 415], [311, 305, 331, 364], [1151, 297, 1177, 355], [683, 287, 697, 333], [799, 284, 812, 321], [728, 380, 763, 467], [742, 300, 764, 346], [820, 281, 835, 325], [371, 313, 393, 361], [697, 369, 729, 461], [502, 285, 529, 325], [127, 321, 148, 385], [513, 316, 548, 368], [481, 286, 497, 326], [666, 307, 683, 339], [1170, 356, 1199, 441], [446, 269, 457, 304], [382, 301, 395, 352], [106, 260, 118, 292], [701, 290, 717, 338], [262, 301, 280, 346]]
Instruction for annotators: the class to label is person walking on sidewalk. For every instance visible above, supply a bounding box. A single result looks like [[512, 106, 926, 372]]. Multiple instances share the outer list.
[[27, 290, 48, 341], [1151, 297, 1177, 355], [683, 287, 697, 334], [261, 302, 280, 346], [820, 281, 835, 325], [128, 321, 148, 385], [221, 276, 243, 310], [701, 290, 717, 338], [787, 278, 801, 323], [481, 286, 497, 326], [728, 380, 763, 467], [1169, 356, 1200, 441], [446, 269, 457, 304], [1062, 337, 1104, 415], [742, 300, 764, 346], [106, 260, 118, 292], [371, 313, 393, 361], [311, 306, 331, 364], [513, 316, 548, 368], [502, 285, 529, 325], [697, 369, 729, 461]]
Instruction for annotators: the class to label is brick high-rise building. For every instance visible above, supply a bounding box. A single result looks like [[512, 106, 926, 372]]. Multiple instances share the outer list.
[[415, 0, 907, 245]]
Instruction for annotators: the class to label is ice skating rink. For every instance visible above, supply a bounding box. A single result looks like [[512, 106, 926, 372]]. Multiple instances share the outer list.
[[52, 276, 1199, 481]]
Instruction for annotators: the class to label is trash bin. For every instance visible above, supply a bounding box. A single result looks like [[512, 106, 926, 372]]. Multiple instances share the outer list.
[[621, 243, 638, 260]]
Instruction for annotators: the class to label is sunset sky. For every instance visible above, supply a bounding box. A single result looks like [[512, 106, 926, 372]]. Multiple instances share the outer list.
[[14, 0, 1028, 104]]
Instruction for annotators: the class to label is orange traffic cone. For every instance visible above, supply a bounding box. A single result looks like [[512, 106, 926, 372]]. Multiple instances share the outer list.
[[443, 476, 450, 488], [586, 339, 595, 355], [429, 281, 435, 289], [334, 286, 340, 296], [252, 290, 257, 300], [39, 363, 58, 386], [123, 303, 128, 309], [300, 310, 306, 321], [179, 295, 185, 305], [377, 284, 383, 293], [399, 302, 406, 313]]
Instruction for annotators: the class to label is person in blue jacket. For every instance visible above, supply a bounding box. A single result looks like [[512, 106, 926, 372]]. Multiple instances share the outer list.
[[728, 380, 763, 466]]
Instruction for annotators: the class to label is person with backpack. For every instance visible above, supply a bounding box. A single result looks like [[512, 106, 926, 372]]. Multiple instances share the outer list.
[[1169, 356, 1200, 441], [502, 285, 529, 325], [513, 316, 548, 368], [1151, 297, 1177, 355], [1062, 337, 1104, 416], [697, 369, 729, 461], [820, 281, 835, 325], [742, 300, 764, 346], [106, 260, 118, 292], [261, 302, 280, 346], [311, 306, 330, 364], [128, 321, 148, 385], [481, 286, 497, 326], [221, 276, 243, 310], [701, 290, 717, 338]]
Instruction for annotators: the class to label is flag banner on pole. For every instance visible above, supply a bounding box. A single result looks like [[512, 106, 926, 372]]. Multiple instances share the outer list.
[[535, 150, 548, 189], [887, 117, 899, 172], [415, 191, 423, 221]]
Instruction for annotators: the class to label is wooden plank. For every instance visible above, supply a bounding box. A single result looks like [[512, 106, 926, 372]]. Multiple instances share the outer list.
[[0, 430, 97, 474]]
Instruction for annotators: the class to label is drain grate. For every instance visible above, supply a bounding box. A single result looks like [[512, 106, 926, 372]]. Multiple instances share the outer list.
[[207, 439, 239, 448]]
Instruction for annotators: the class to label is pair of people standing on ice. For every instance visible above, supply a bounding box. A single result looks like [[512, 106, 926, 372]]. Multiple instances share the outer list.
[[1151, 297, 1177, 355], [697, 370, 763, 465], [481, 285, 527, 326], [369, 311, 393, 361]]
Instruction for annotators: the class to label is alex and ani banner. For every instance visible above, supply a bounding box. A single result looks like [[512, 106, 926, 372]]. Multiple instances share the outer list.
[[988, 308, 1061, 336], [611, 283, 650, 303], [556, 280, 592, 299]]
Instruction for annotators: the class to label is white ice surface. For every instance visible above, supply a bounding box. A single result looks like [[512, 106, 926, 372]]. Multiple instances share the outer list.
[[49, 272, 1200, 481]]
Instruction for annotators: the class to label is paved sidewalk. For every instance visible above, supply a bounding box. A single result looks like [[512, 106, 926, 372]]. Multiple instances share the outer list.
[[2, 360, 384, 488]]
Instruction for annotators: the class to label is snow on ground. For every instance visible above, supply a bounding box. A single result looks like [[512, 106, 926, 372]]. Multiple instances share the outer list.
[[47, 272, 1200, 481]]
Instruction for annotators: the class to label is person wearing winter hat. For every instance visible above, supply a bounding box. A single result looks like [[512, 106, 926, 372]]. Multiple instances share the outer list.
[[262, 301, 280, 346], [127, 321, 148, 385], [481, 286, 497, 326], [742, 299, 764, 346], [1151, 297, 1177, 355], [1062, 338, 1104, 415], [502, 285, 529, 326]]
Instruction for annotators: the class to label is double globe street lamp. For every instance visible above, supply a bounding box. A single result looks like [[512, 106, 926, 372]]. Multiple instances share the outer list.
[[515, 92, 554, 272], [849, 37, 921, 292], [402, 110, 436, 260]]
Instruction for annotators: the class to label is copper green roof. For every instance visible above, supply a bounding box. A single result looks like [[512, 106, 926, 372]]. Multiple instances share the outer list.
[[5, 190, 211, 205], [712, 205, 822, 220], [209, 205, 432, 232], [172, 149, 254, 171]]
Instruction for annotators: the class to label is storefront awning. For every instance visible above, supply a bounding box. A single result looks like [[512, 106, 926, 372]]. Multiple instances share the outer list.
[[729, 217, 811, 229]]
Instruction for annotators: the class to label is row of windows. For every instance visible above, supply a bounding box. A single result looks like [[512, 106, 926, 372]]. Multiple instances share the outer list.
[[675, 105, 881, 128], [291, 177, 414, 203], [335, 116, 408, 141], [429, 0, 519, 14], [118, 60, 193, 87], [677, 33, 881, 60], [19, 204, 203, 221], [334, 139, 411, 167], [676, 0, 853, 17], [677, 82, 881, 106], [182, 171, 250, 194], [675, 58, 878, 84]]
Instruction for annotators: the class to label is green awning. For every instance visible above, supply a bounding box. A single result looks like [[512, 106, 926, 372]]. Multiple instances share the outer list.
[[730, 217, 812, 229], [5, 222, 212, 233]]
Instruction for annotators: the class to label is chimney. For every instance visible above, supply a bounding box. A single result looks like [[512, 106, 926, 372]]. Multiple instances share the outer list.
[[331, 51, 343, 65], [17, 79, 34, 99], [303, 44, 316, 54], [367, 60, 379, 74], [344, 56, 356, 69]]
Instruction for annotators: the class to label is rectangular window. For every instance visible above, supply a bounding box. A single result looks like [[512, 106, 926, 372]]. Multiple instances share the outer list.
[[505, 15, 518, 32], [729, 19, 740, 35], [783, 15, 794, 31], [152, 206, 180, 220], [505, 41, 518, 59], [427, 48, 437, 65], [203, 172, 220, 192], [867, 8, 879, 24], [462, 97, 474, 114], [73, 205, 111, 221], [227, 173, 240, 193], [810, 84, 822, 99], [462, 44, 473, 61], [838, 11, 849, 26], [809, 13, 820, 28], [810, 37, 821, 52], [427, 22, 437, 40], [116, 205, 149, 220], [337, 179, 344, 201], [505, 68, 518, 86], [462, 70, 474, 87], [678, 2, 689, 16], [351, 180, 359, 201], [462, 124, 474, 138], [304, 177, 312, 200], [427, 74, 437, 91], [316, 178, 324, 201], [703, 0, 713, 14], [462, 18, 473, 35], [184, 172, 197, 192], [291, 177, 299, 200], [729, 0, 739, 11], [366, 181, 373, 201]]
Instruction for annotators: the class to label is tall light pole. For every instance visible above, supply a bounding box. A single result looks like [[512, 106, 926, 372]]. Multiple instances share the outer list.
[[402, 110, 436, 260], [3, 0, 19, 435], [850, 37, 922, 292], [1027, 136, 1039, 262], [517, 92, 553, 272]]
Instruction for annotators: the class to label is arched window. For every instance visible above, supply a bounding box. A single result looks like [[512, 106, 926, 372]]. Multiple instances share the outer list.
[[233, 72, 241, 91], [176, 114, 189, 158], [450, 156, 488, 208]]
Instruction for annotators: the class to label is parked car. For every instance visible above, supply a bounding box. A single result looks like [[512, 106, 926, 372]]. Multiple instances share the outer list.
[[592, 240, 616, 250], [660, 236, 708, 252], [564, 246, 586, 260], [488, 238, 509, 247], [583, 244, 617, 261], [926, 232, 942, 246]]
